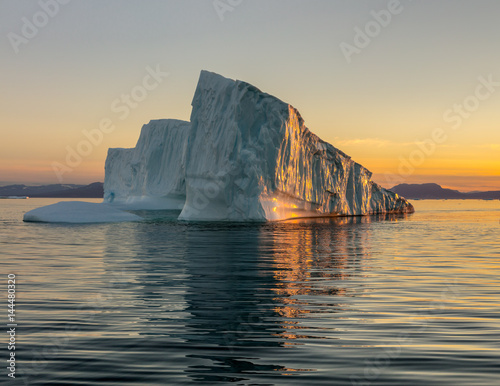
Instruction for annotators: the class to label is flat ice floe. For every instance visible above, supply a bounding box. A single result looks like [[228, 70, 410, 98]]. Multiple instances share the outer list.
[[23, 201, 142, 223]]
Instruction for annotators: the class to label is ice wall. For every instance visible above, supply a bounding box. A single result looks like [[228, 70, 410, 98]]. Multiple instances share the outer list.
[[102, 71, 413, 220], [178, 71, 413, 221], [104, 119, 190, 209]]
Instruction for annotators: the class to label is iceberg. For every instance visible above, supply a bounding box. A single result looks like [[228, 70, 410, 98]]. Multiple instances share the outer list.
[[104, 71, 413, 221], [104, 119, 190, 209], [23, 201, 142, 223]]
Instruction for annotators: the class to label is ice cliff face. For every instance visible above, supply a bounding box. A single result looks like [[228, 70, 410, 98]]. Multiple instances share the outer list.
[[104, 71, 413, 220], [104, 119, 189, 209]]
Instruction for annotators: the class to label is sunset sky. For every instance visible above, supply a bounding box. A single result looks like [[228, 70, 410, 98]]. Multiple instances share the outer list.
[[1, 0, 499, 191]]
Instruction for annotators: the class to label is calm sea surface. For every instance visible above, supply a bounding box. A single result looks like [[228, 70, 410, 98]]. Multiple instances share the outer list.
[[1, 198, 499, 385]]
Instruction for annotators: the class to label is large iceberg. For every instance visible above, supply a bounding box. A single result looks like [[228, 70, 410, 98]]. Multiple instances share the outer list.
[[104, 71, 413, 221]]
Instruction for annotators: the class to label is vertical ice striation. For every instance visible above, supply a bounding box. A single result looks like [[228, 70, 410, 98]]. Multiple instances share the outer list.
[[102, 71, 413, 220], [104, 119, 190, 209], [178, 71, 413, 221]]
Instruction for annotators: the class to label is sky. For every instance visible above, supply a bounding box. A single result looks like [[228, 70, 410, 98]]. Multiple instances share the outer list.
[[0, 0, 499, 191]]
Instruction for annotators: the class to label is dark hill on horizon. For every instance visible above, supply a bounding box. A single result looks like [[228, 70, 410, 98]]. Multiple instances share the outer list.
[[0, 182, 103, 198], [391, 183, 500, 200], [2, 181, 498, 200]]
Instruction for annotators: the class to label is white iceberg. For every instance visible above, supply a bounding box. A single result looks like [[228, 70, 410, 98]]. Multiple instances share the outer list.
[[23, 201, 142, 223], [179, 71, 413, 221], [103, 71, 413, 221], [23, 71, 411, 224], [104, 119, 189, 209]]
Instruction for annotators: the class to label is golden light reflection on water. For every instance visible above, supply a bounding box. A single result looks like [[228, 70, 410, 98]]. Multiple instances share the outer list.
[[2, 199, 499, 384], [261, 207, 498, 347], [265, 216, 382, 342]]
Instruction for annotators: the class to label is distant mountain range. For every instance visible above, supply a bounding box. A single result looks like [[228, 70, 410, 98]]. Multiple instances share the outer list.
[[1, 181, 498, 200], [0, 182, 103, 198], [391, 183, 500, 200]]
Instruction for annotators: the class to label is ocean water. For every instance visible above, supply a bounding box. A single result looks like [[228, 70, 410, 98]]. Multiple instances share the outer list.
[[1, 198, 499, 385]]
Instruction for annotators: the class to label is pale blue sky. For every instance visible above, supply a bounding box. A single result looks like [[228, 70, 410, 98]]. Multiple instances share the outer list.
[[1, 0, 499, 190]]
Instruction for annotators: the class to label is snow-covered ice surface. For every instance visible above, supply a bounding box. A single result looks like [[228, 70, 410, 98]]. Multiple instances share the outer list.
[[51, 70, 412, 223], [104, 119, 190, 209], [23, 201, 142, 223]]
